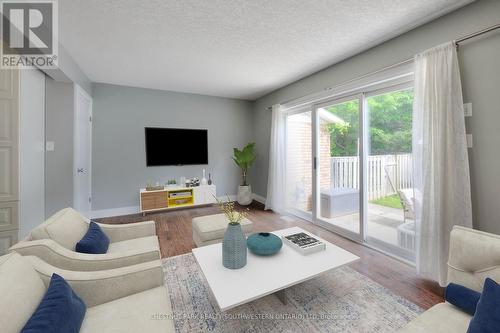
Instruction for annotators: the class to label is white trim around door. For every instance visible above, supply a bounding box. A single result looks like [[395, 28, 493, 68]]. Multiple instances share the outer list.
[[73, 84, 93, 214]]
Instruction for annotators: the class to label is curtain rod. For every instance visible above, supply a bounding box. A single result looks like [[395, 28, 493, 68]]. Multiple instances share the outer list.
[[265, 23, 500, 110], [455, 23, 500, 45]]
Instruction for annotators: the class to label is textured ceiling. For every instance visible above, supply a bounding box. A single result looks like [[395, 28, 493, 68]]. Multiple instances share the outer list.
[[59, 0, 473, 100]]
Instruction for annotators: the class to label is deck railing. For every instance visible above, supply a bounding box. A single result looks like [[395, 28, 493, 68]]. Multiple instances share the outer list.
[[331, 154, 413, 200]]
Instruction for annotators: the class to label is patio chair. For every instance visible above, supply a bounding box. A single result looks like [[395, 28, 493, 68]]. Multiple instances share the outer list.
[[384, 164, 415, 222], [398, 188, 415, 222]]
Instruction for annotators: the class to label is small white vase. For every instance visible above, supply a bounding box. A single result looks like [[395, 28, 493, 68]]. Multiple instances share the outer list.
[[201, 169, 207, 185], [237, 185, 252, 205]]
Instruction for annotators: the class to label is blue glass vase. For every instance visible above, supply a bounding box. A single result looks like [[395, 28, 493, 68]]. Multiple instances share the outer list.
[[222, 223, 247, 269]]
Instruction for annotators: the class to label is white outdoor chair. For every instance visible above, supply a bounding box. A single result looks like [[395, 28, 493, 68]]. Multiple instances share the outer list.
[[398, 188, 415, 222]]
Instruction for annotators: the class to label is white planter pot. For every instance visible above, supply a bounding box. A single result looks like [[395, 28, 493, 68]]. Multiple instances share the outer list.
[[237, 185, 252, 206]]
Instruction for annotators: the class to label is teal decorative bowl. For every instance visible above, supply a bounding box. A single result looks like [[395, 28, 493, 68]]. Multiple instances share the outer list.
[[247, 232, 282, 256]]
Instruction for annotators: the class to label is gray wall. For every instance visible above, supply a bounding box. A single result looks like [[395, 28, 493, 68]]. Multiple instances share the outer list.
[[460, 30, 500, 233], [92, 83, 253, 210], [252, 0, 500, 233], [45, 78, 74, 217]]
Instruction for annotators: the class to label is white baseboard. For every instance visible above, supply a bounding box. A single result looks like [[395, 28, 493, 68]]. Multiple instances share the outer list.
[[88, 206, 140, 219], [88, 193, 266, 219], [217, 193, 266, 204], [216, 194, 237, 202], [252, 193, 267, 204], [89, 195, 237, 219]]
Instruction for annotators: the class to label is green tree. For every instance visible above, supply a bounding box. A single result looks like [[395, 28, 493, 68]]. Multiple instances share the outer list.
[[326, 100, 359, 156], [326, 89, 413, 156]]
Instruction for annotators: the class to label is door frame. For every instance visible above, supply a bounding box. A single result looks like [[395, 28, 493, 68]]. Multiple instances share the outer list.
[[309, 81, 414, 248], [73, 84, 93, 213], [363, 81, 415, 261], [311, 93, 365, 243], [281, 67, 415, 260]]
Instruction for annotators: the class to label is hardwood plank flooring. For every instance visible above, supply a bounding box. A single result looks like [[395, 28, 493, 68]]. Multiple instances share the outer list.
[[95, 202, 443, 310]]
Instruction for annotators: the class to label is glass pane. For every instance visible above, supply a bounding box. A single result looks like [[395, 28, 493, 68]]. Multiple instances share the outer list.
[[285, 111, 312, 217], [318, 99, 360, 234], [366, 88, 415, 259]]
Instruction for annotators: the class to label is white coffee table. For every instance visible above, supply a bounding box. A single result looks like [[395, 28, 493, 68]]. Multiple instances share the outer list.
[[192, 226, 359, 311]]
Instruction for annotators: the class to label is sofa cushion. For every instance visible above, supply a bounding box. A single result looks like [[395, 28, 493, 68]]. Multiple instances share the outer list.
[[30, 208, 67, 239], [192, 213, 253, 242], [0, 253, 46, 333], [21, 273, 86, 333], [76, 222, 110, 254], [31, 208, 90, 250], [467, 278, 500, 333], [107, 236, 159, 254], [447, 226, 500, 292], [80, 286, 174, 333], [400, 303, 471, 333]]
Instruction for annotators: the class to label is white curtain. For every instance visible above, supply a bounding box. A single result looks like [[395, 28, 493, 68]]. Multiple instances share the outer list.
[[413, 42, 473, 286], [265, 104, 286, 214]]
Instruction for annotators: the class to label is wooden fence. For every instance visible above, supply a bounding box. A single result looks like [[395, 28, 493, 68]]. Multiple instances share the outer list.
[[331, 154, 413, 200]]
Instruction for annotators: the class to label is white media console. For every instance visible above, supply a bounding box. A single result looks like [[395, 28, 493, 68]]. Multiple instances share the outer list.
[[139, 184, 216, 215]]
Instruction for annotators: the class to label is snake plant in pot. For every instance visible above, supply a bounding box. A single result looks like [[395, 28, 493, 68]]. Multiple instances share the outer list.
[[232, 142, 256, 205]]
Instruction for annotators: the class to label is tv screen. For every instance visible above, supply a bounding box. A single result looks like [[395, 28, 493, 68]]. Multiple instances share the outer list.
[[145, 127, 208, 166]]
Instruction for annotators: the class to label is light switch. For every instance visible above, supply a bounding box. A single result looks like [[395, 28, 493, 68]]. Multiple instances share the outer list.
[[464, 103, 472, 117], [46, 141, 55, 151], [466, 134, 473, 148]]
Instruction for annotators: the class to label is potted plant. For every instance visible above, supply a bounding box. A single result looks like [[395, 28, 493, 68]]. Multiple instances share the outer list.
[[232, 142, 256, 206]]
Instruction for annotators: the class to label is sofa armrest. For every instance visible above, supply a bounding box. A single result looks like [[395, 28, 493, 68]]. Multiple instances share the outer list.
[[9, 239, 160, 271], [97, 221, 157, 242], [26, 256, 164, 307]]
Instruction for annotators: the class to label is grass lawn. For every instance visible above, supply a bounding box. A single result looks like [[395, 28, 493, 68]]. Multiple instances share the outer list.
[[370, 194, 403, 209]]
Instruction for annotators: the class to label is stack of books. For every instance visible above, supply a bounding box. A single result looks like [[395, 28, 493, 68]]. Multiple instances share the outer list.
[[282, 232, 326, 255]]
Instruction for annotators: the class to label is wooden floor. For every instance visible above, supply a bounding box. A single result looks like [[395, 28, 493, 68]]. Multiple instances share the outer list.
[[96, 202, 443, 310]]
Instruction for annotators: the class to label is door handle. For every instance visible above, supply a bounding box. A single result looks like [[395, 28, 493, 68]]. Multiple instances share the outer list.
[[77, 168, 85, 173]]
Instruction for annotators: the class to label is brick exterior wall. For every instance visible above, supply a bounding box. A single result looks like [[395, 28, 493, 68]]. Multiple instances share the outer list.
[[286, 115, 331, 212]]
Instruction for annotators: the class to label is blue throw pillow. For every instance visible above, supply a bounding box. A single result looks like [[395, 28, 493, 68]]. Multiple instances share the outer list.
[[467, 278, 500, 333], [445, 283, 481, 315], [21, 273, 86, 333], [75, 221, 110, 254]]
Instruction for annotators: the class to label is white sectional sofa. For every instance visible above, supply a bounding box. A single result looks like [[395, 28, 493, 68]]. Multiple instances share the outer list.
[[0, 252, 174, 333], [10, 208, 161, 271], [401, 226, 500, 332]]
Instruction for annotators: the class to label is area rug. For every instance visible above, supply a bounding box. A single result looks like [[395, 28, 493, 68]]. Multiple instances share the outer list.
[[162, 253, 422, 333]]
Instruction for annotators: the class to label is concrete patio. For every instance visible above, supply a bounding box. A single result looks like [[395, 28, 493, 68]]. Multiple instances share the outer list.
[[320, 203, 412, 249]]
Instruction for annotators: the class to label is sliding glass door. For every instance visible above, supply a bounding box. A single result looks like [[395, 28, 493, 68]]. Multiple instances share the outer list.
[[282, 77, 415, 262], [313, 95, 363, 241], [365, 86, 415, 261], [282, 81, 415, 262]]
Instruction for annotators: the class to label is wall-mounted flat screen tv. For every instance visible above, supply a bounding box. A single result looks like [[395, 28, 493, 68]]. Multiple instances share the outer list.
[[145, 127, 208, 166]]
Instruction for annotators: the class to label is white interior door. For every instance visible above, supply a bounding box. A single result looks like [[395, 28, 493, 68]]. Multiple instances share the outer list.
[[74, 85, 92, 214]]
